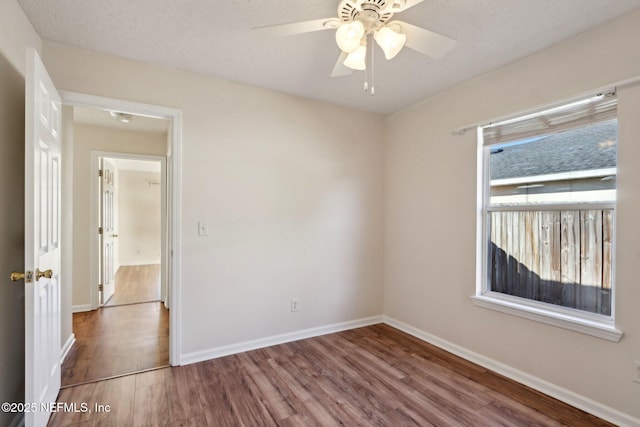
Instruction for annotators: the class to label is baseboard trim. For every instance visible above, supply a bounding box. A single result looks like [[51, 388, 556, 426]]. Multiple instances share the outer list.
[[118, 261, 161, 267], [383, 316, 640, 427], [61, 333, 76, 363], [180, 315, 383, 366], [72, 304, 93, 313]]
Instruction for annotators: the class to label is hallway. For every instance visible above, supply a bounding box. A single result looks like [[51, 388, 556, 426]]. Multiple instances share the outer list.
[[61, 301, 169, 387], [105, 264, 161, 307]]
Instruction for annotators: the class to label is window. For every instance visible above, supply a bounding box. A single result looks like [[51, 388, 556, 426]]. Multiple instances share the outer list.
[[473, 93, 622, 341]]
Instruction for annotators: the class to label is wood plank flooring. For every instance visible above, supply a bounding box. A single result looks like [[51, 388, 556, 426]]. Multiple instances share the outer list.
[[105, 264, 161, 307], [50, 324, 612, 426], [61, 302, 169, 387]]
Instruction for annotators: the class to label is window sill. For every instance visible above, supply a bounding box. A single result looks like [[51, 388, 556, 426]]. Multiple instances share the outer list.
[[471, 294, 623, 342]]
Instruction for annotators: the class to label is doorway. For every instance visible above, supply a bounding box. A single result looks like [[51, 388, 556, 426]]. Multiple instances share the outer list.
[[99, 156, 165, 307], [61, 101, 178, 387]]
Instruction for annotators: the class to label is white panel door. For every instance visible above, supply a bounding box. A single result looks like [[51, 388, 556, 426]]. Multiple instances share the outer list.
[[99, 158, 116, 303], [24, 49, 61, 427]]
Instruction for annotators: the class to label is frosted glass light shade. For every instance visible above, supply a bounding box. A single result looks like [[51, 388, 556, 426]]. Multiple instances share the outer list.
[[335, 21, 365, 53], [374, 26, 406, 59], [343, 45, 367, 70]]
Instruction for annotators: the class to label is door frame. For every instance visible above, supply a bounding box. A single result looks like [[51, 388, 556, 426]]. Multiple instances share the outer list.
[[91, 152, 166, 307], [60, 91, 182, 366]]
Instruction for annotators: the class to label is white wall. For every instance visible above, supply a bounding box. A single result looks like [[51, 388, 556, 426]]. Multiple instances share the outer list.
[[384, 10, 640, 422], [0, 1, 41, 425], [43, 44, 386, 354], [117, 170, 162, 266], [0, 41, 27, 427], [71, 124, 167, 308], [0, 0, 41, 76]]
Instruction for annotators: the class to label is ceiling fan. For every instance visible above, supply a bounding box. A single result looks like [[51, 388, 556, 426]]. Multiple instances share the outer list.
[[255, 0, 458, 79]]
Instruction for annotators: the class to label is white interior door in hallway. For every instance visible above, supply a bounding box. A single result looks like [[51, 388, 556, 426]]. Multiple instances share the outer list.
[[99, 158, 117, 304]]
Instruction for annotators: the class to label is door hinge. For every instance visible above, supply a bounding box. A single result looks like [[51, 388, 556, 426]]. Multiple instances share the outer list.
[[98, 284, 104, 292], [98, 169, 103, 177], [98, 227, 103, 235]]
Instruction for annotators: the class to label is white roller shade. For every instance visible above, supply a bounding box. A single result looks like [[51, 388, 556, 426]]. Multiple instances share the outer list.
[[482, 94, 617, 146]]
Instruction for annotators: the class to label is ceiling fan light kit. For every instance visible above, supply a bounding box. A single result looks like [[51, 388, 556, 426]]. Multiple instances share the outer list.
[[255, 0, 457, 88], [335, 0, 406, 70], [374, 26, 407, 60], [344, 44, 368, 70], [335, 20, 365, 53]]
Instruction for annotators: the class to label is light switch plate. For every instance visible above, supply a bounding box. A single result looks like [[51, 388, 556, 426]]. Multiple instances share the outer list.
[[198, 221, 208, 236]]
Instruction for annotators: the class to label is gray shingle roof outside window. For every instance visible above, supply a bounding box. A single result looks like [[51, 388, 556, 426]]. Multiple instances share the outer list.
[[490, 120, 617, 180]]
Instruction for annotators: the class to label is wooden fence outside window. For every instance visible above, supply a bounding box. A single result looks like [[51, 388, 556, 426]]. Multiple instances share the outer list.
[[489, 209, 613, 315]]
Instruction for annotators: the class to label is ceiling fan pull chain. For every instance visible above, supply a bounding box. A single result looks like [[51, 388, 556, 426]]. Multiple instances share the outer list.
[[363, 62, 369, 92], [364, 37, 369, 93], [370, 35, 375, 96]]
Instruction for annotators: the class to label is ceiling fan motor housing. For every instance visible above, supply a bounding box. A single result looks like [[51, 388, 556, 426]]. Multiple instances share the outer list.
[[338, 0, 395, 32]]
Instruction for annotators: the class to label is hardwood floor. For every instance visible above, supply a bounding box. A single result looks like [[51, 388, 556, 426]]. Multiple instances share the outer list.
[[51, 324, 612, 426], [61, 302, 169, 387], [105, 264, 161, 307]]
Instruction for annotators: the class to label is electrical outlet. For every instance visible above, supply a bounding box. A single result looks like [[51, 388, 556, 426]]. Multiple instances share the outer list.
[[291, 298, 299, 312], [634, 361, 640, 383]]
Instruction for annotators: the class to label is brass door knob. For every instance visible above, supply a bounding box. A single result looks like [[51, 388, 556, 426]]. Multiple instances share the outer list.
[[10, 271, 33, 282], [36, 269, 53, 280], [10, 272, 25, 281]]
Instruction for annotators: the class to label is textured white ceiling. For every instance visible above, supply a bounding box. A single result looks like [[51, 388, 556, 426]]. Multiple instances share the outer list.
[[18, 0, 640, 114], [110, 158, 161, 174], [74, 106, 170, 133]]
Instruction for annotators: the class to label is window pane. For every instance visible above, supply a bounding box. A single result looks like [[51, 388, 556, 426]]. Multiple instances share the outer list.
[[489, 119, 617, 206], [489, 209, 612, 315]]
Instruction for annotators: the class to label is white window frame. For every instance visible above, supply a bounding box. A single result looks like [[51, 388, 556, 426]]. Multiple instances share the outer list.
[[472, 107, 623, 342]]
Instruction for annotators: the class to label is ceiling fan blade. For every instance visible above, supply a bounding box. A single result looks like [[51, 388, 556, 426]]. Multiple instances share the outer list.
[[331, 52, 353, 77], [390, 0, 425, 12], [391, 20, 458, 60], [253, 18, 339, 37]]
